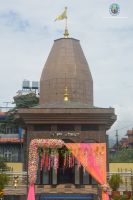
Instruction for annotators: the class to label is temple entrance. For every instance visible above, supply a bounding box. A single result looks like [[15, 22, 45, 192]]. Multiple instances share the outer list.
[[57, 166, 74, 184], [57, 146, 74, 184], [37, 145, 75, 185]]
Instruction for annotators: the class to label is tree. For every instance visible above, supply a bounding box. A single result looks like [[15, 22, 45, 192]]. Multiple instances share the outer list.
[[109, 149, 133, 163], [0, 93, 39, 132], [13, 93, 39, 108], [0, 174, 9, 190], [0, 157, 8, 171], [0, 157, 9, 197]]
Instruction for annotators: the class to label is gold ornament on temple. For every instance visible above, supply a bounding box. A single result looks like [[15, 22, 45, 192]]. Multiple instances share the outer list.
[[64, 28, 69, 38], [64, 87, 69, 102]]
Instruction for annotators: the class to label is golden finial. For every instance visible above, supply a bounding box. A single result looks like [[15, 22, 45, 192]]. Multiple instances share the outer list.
[[64, 28, 69, 38], [64, 7, 69, 38], [64, 86, 69, 102]]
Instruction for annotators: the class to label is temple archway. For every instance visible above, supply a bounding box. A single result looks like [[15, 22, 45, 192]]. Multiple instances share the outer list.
[[28, 139, 109, 200]]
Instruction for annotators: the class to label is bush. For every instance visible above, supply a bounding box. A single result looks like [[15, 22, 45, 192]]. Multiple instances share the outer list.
[[0, 157, 10, 190], [121, 194, 128, 200], [0, 173, 9, 190], [109, 174, 122, 191], [109, 149, 133, 163], [113, 196, 121, 200], [112, 194, 128, 200]]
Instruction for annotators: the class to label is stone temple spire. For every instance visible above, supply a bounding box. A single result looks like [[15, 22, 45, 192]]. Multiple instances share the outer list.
[[40, 38, 93, 107]]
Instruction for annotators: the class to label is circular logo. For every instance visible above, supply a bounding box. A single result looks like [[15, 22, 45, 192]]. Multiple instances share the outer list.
[[109, 3, 120, 16]]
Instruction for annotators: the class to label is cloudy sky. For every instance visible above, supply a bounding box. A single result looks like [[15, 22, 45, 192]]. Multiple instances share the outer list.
[[0, 0, 133, 139]]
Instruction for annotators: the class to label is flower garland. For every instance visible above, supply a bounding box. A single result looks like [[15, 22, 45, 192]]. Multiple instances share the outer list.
[[28, 139, 64, 184], [101, 184, 109, 193], [39, 147, 75, 172]]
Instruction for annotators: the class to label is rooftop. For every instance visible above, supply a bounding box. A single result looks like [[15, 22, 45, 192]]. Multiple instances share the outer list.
[[127, 130, 133, 135]]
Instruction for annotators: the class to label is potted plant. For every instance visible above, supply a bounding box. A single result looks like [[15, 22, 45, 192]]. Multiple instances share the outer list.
[[123, 191, 131, 200], [109, 174, 123, 198], [113, 194, 121, 200], [113, 194, 128, 200], [121, 194, 128, 200]]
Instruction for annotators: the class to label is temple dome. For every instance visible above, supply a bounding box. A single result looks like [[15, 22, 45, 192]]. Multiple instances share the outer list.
[[40, 38, 93, 106]]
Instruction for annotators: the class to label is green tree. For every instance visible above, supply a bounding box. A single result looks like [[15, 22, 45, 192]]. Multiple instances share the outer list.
[[13, 93, 39, 108], [0, 93, 39, 132], [0, 174, 9, 190], [0, 157, 8, 171], [0, 157, 9, 193], [109, 149, 133, 163]]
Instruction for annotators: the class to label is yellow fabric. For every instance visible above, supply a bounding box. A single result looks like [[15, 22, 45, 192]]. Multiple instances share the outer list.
[[55, 9, 67, 21]]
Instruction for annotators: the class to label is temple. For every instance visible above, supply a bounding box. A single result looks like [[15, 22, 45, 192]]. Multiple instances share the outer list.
[[18, 37, 116, 200]]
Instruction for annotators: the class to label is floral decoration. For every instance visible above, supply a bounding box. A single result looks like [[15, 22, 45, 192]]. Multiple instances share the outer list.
[[38, 147, 75, 173], [101, 184, 109, 193], [28, 139, 64, 184]]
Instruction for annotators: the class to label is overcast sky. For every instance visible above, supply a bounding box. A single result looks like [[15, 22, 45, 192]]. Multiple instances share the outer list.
[[0, 0, 133, 139]]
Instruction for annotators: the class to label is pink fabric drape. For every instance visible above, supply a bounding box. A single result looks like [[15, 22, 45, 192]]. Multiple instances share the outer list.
[[27, 184, 35, 200], [65, 143, 109, 200], [27, 140, 109, 200]]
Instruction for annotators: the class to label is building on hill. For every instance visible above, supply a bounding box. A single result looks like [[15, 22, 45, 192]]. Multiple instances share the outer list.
[[111, 129, 133, 150], [119, 137, 128, 148], [127, 130, 133, 148], [17, 37, 116, 200], [0, 112, 7, 121]]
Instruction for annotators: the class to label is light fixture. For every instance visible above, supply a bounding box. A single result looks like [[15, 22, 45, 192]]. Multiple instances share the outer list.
[[13, 175, 19, 188], [0, 189, 4, 200]]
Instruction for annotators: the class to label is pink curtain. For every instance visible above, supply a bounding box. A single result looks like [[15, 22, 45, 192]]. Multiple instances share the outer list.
[[65, 143, 109, 200], [27, 141, 109, 200], [27, 184, 35, 200]]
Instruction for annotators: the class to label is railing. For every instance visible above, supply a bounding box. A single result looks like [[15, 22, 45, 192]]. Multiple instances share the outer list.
[[2, 171, 98, 196], [5, 171, 27, 187], [1, 171, 133, 195], [108, 171, 133, 192], [1, 171, 27, 196]]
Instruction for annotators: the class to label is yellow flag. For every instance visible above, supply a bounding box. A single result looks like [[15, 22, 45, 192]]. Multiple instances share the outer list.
[[55, 7, 67, 21]]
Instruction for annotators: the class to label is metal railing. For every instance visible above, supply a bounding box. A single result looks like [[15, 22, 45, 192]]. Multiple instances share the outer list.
[[1, 171, 133, 195], [108, 171, 133, 193]]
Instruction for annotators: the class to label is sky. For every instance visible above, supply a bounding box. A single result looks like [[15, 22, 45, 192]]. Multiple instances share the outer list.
[[0, 0, 133, 140]]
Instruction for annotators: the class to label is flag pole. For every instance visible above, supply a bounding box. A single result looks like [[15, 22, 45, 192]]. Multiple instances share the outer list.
[[64, 7, 69, 38]]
